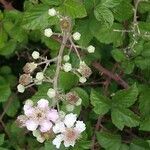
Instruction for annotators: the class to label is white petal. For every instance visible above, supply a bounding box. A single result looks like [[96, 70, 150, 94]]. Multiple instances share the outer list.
[[23, 106, 34, 117], [74, 121, 86, 133], [37, 99, 49, 108], [37, 135, 45, 143], [47, 109, 59, 122], [52, 134, 63, 149], [53, 122, 65, 134], [25, 120, 38, 131], [39, 120, 52, 132], [64, 140, 75, 147], [32, 130, 40, 137], [64, 113, 77, 128]]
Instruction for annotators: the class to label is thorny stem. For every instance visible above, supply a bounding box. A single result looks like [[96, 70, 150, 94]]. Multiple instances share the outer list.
[[53, 32, 70, 110]]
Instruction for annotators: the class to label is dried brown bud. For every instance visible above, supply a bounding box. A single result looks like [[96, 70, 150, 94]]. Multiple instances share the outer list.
[[78, 61, 92, 78], [23, 62, 37, 74], [60, 17, 72, 32], [19, 74, 33, 86], [16, 115, 27, 128], [66, 92, 79, 105]]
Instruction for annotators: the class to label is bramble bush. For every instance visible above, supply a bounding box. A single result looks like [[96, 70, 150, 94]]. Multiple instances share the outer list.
[[0, 0, 150, 149]]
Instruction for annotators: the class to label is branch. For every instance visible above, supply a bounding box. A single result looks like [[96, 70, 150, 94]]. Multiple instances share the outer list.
[[0, 0, 14, 10], [92, 62, 129, 89]]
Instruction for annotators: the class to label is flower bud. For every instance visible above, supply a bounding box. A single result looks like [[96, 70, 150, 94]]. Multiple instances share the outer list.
[[44, 28, 53, 37], [79, 76, 87, 83], [60, 17, 72, 32], [36, 72, 44, 81], [75, 98, 82, 106], [17, 84, 25, 93], [48, 8, 57, 16], [66, 92, 79, 105], [47, 88, 56, 98], [87, 45, 95, 53], [32, 51, 40, 59], [66, 104, 75, 112], [23, 62, 37, 74], [19, 74, 33, 86], [63, 55, 70, 62], [72, 32, 81, 41], [63, 63, 72, 72]]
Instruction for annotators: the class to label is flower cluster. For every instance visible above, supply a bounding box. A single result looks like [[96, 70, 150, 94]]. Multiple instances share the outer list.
[[17, 99, 86, 148]]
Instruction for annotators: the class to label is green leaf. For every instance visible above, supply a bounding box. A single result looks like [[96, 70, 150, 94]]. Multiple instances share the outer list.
[[90, 18, 124, 46], [111, 49, 126, 62], [140, 117, 150, 131], [111, 107, 139, 130], [91, 89, 111, 116], [119, 144, 129, 150], [101, 0, 123, 8], [138, 1, 150, 13], [22, 4, 50, 30], [4, 98, 20, 117], [0, 27, 8, 49], [121, 61, 135, 74], [112, 1, 133, 22], [112, 84, 138, 108], [41, 0, 61, 6], [94, 5, 114, 27], [59, 0, 87, 18], [31, 83, 51, 103], [0, 134, 4, 146], [96, 131, 121, 150], [59, 71, 78, 91], [130, 140, 150, 150], [72, 87, 89, 108], [139, 88, 150, 116], [0, 78, 11, 103]]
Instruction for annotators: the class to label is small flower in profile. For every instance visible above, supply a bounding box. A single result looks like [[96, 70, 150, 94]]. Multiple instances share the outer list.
[[78, 61, 92, 78], [79, 76, 87, 83], [52, 113, 86, 149], [63, 63, 72, 72], [17, 84, 25, 93], [48, 8, 57, 16], [72, 32, 81, 41], [17, 99, 59, 132], [32, 51, 40, 59], [19, 74, 33, 86], [47, 88, 56, 98], [87, 45, 95, 53], [63, 55, 70, 62], [23, 62, 37, 74], [44, 28, 53, 37], [36, 72, 44, 81]]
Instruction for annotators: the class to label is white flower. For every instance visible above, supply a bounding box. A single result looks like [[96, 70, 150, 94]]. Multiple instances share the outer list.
[[66, 104, 75, 112], [72, 32, 81, 41], [47, 88, 56, 98], [36, 72, 44, 81], [17, 99, 59, 132], [17, 84, 25, 93], [63, 55, 70, 62], [48, 8, 57, 16], [79, 77, 87, 83], [32, 51, 40, 59], [75, 98, 82, 106], [44, 28, 53, 37], [87, 45, 95, 53], [63, 63, 72, 72], [52, 113, 86, 149]]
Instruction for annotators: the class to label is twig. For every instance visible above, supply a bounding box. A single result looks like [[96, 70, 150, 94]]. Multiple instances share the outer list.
[[0, 0, 14, 10], [92, 62, 129, 89]]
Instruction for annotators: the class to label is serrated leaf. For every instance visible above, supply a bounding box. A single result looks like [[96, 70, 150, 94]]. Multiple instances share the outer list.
[[96, 131, 121, 150], [111, 49, 126, 62], [59, 71, 78, 91], [22, 4, 50, 30], [139, 88, 150, 116], [91, 89, 111, 116], [94, 5, 114, 27], [101, 0, 123, 8], [112, 84, 138, 108], [111, 107, 139, 130], [130, 140, 150, 150], [121, 61, 135, 74], [140, 117, 150, 131], [41, 0, 61, 6], [59, 0, 87, 18]]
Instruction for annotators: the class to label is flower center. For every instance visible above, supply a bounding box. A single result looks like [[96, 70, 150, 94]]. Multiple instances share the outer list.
[[64, 128, 78, 142]]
